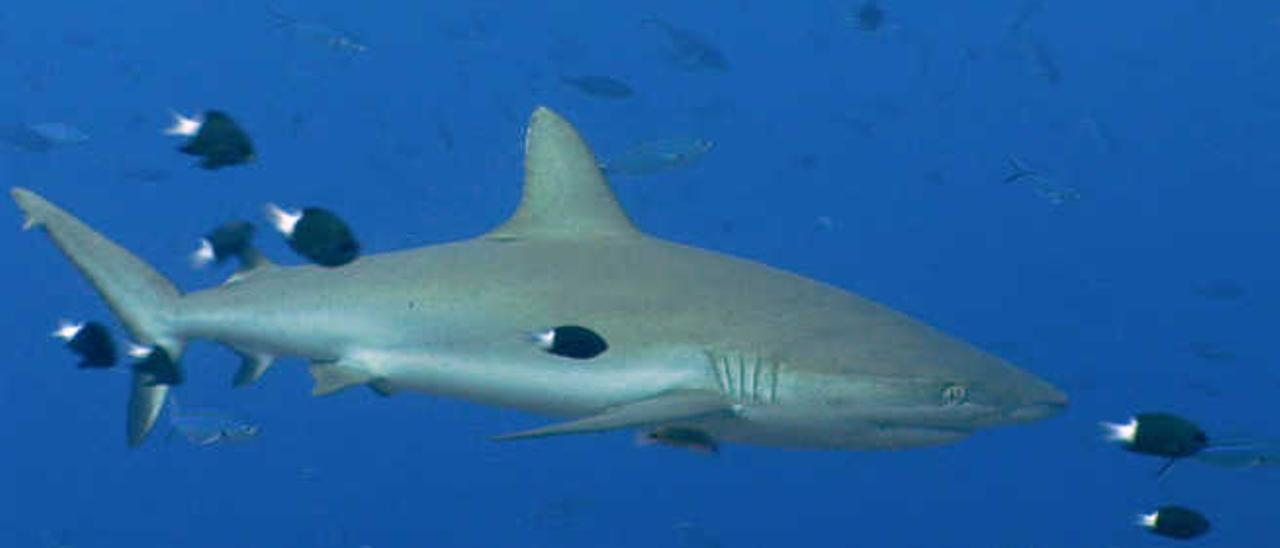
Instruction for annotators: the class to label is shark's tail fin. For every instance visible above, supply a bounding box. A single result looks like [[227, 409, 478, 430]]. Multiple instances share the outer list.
[[11, 187, 184, 446]]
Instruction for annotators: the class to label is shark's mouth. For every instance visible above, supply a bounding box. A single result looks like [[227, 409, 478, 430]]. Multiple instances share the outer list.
[[847, 419, 978, 449]]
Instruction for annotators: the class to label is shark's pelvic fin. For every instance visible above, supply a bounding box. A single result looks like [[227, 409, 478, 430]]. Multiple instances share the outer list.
[[11, 188, 187, 447], [308, 361, 376, 396], [232, 351, 274, 387], [492, 390, 733, 441], [486, 106, 639, 241]]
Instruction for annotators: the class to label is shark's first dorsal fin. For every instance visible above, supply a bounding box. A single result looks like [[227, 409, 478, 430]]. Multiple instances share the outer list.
[[487, 107, 639, 241]]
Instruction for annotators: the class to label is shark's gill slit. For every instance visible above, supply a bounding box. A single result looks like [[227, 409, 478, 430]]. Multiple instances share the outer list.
[[709, 351, 781, 406]]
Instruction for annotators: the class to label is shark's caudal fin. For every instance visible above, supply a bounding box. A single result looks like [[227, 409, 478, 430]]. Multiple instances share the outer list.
[[11, 188, 183, 446], [486, 106, 640, 241]]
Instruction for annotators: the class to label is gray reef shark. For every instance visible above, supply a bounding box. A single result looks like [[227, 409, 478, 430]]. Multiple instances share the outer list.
[[11, 107, 1066, 449]]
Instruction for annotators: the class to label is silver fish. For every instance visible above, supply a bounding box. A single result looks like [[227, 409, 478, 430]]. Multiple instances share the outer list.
[[167, 396, 259, 447], [2, 122, 89, 152], [643, 18, 729, 71], [600, 137, 714, 177], [1195, 442, 1280, 469], [267, 5, 368, 55]]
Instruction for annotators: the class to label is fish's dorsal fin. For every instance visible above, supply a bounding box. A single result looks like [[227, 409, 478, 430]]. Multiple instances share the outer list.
[[486, 107, 639, 241]]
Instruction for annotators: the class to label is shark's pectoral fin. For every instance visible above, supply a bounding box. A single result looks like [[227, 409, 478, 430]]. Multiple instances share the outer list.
[[492, 390, 733, 442], [308, 361, 376, 396]]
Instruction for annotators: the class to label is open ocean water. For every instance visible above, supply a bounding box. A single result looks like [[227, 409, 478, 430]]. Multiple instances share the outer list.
[[2, 1, 1277, 546]]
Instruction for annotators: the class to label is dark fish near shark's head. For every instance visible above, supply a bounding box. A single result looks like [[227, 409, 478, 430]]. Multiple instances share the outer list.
[[166, 110, 256, 170], [1102, 412, 1208, 459]]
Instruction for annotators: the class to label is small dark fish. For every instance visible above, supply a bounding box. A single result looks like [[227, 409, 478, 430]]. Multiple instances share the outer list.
[[130, 345, 184, 387], [1002, 156, 1038, 184], [167, 110, 256, 170], [168, 396, 260, 447], [1106, 412, 1280, 476], [673, 520, 723, 548], [530, 325, 608, 360], [1008, 0, 1046, 34], [1030, 183, 1081, 206], [851, 1, 885, 32], [600, 137, 714, 177], [1192, 279, 1245, 301], [436, 117, 455, 151], [637, 426, 718, 455], [192, 220, 259, 269], [1188, 341, 1237, 364], [2, 122, 89, 152], [1138, 505, 1210, 540], [1019, 34, 1061, 84], [644, 18, 730, 71], [1104, 412, 1208, 459], [1103, 412, 1213, 477], [52, 320, 117, 369], [560, 75, 634, 99], [266, 204, 360, 267]]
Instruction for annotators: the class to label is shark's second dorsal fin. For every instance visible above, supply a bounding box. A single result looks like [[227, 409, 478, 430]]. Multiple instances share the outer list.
[[486, 107, 639, 241]]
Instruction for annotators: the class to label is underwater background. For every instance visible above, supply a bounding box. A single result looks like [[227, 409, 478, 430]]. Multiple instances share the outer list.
[[2, 1, 1277, 546]]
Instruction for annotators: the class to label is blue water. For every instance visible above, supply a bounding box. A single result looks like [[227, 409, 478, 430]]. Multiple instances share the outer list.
[[3, 1, 1277, 546]]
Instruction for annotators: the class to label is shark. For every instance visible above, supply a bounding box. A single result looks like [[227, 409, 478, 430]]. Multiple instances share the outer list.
[[11, 106, 1067, 449]]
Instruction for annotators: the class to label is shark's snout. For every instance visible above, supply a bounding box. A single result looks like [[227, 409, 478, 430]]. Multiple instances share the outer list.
[[1004, 378, 1068, 424]]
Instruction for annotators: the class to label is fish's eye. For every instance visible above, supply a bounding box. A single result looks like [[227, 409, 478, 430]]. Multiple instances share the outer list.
[[940, 383, 968, 407]]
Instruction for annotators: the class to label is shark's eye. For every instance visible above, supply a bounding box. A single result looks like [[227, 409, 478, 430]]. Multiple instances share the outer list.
[[941, 383, 968, 407]]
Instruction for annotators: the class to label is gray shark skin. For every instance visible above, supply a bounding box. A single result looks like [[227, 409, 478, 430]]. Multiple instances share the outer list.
[[11, 106, 1066, 449]]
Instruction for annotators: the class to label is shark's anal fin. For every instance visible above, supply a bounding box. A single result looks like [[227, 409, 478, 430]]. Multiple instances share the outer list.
[[492, 390, 733, 442], [232, 351, 274, 387], [308, 361, 375, 396]]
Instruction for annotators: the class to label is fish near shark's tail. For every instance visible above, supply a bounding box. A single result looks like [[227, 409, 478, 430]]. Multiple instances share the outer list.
[[11, 187, 184, 447]]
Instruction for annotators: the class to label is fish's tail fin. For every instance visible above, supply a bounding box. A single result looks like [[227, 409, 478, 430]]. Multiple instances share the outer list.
[[11, 187, 184, 447]]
